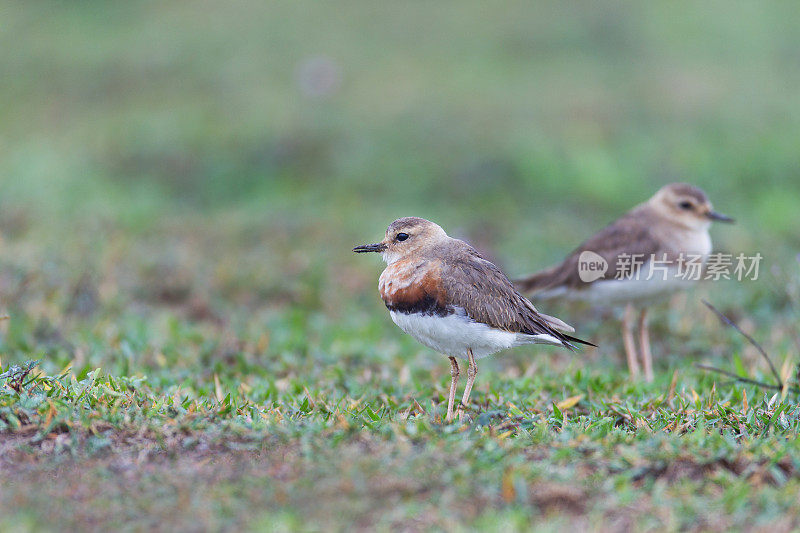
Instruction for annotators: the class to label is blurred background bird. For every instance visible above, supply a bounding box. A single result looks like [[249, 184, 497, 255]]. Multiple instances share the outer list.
[[515, 183, 733, 381]]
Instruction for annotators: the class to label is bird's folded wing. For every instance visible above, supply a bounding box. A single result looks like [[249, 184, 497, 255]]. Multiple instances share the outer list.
[[440, 249, 574, 340], [516, 213, 666, 292]]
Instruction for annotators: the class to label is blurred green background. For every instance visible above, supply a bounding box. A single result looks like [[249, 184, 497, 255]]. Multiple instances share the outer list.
[[0, 1, 798, 374], [3, 3, 800, 530]]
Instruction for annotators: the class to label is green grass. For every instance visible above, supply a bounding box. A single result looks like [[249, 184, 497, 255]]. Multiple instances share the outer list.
[[3, 335, 800, 530], [2, 1, 800, 531]]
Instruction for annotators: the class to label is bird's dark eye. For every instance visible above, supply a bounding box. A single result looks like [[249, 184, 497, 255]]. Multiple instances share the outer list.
[[678, 201, 693, 210], [396, 232, 409, 241]]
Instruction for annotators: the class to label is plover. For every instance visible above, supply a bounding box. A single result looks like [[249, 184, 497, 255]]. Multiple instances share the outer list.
[[515, 183, 733, 382], [354, 217, 593, 422]]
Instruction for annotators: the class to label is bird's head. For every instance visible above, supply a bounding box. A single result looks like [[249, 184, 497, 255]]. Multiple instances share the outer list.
[[649, 183, 734, 230], [353, 217, 448, 264]]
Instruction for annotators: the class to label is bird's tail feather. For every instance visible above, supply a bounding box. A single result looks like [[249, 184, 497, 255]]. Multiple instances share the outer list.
[[560, 333, 597, 351], [538, 311, 574, 333]]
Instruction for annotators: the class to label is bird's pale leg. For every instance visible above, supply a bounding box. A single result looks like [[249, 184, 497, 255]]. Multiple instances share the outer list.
[[638, 308, 654, 383], [458, 348, 477, 422], [622, 303, 640, 379], [446, 356, 460, 423]]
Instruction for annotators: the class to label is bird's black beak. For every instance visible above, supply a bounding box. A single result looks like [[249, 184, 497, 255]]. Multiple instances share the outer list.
[[353, 242, 387, 253], [706, 210, 735, 223]]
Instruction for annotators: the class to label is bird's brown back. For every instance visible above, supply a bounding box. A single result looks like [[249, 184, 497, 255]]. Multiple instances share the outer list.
[[434, 240, 592, 347], [515, 206, 664, 293]]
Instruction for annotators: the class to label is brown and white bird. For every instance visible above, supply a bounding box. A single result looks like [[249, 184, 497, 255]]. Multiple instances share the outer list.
[[354, 216, 593, 422], [516, 183, 733, 382]]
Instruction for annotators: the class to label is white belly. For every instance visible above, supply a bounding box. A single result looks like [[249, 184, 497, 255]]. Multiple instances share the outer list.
[[388, 309, 562, 359]]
